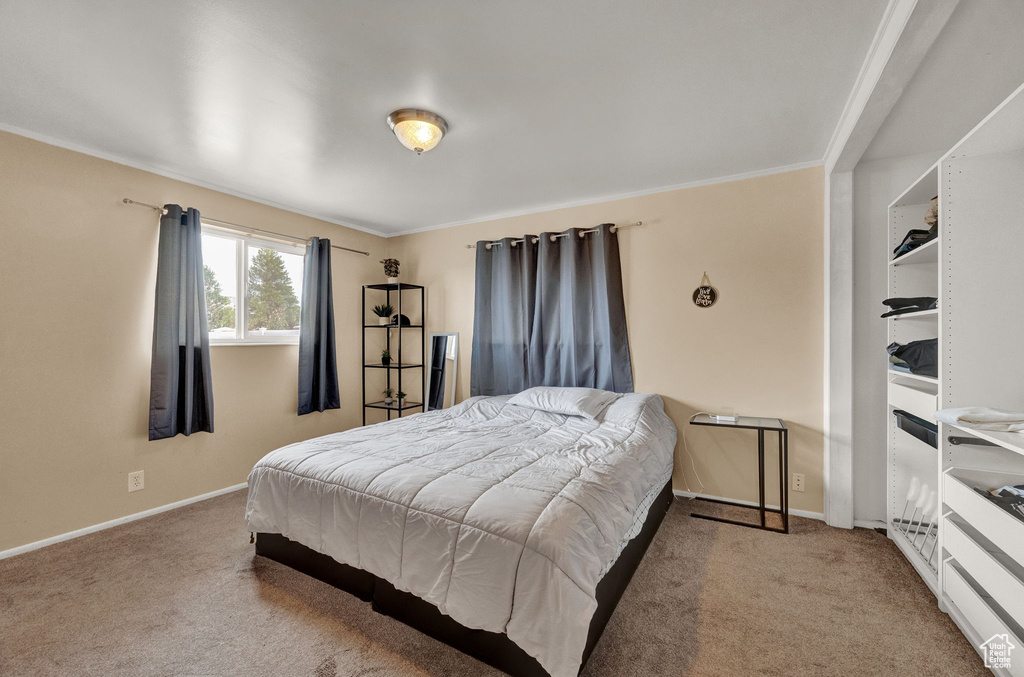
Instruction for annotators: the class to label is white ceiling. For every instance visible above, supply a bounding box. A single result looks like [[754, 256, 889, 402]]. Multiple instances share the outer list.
[[0, 1, 886, 235]]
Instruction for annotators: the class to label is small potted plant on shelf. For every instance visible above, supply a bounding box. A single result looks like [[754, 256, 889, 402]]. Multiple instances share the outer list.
[[381, 349, 391, 367], [380, 258, 400, 284], [382, 387, 394, 405], [372, 303, 394, 325], [397, 391, 407, 408]]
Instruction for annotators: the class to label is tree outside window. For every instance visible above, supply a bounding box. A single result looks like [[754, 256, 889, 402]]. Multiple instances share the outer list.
[[247, 248, 300, 331], [204, 265, 236, 330], [200, 228, 304, 343]]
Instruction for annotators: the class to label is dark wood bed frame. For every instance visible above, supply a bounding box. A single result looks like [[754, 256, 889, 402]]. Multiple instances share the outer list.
[[255, 480, 673, 677]]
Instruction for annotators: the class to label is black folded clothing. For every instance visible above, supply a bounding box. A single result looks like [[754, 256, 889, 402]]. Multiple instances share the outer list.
[[880, 296, 937, 318], [887, 339, 938, 377], [893, 230, 938, 259], [883, 296, 937, 309], [893, 229, 932, 254]]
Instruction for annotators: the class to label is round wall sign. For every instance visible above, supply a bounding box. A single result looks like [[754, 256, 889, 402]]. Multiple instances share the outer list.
[[692, 272, 717, 308]]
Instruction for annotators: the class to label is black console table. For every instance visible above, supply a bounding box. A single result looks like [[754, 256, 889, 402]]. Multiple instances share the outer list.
[[688, 414, 789, 534]]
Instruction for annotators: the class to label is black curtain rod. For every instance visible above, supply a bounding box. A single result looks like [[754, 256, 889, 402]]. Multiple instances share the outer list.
[[122, 199, 370, 256]]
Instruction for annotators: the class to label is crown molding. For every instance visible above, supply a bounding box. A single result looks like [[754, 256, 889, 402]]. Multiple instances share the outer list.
[[0, 122, 390, 238], [387, 159, 824, 238], [2, 122, 825, 240]]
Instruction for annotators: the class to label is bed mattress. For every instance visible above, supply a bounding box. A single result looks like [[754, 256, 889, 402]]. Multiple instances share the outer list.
[[246, 393, 676, 677]]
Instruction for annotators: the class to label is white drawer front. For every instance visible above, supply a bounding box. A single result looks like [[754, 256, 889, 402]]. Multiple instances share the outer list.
[[944, 562, 1024, 677], [944, 473, 1024, 565], [888, 381, 937, 421], [945, 519, 1024, 629]]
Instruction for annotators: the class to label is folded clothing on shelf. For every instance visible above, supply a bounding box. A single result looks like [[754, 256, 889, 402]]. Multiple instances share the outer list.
[[924, 196, 938, 228], [893, 226, 937, 260], [890, 352, 912, 373], [887, 339, 937, 377], [881, 296, 937, 318], [934, 406, 1024, 432]]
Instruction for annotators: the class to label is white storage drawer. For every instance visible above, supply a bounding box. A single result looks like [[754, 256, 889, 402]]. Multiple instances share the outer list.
[[944, 562, 1024, 677], [888, 380, 938, 421], [945, 517, 1024, 629], [944, 470, 1024, 565]]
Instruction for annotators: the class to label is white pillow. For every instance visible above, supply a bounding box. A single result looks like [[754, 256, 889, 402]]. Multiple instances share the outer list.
[[507, 387, 621, 419]]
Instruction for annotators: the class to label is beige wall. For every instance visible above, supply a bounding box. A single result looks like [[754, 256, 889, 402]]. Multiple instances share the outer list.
[[0, 131, 386, 551], [0, 132, 824, 553], [390, 166, 826, 513]]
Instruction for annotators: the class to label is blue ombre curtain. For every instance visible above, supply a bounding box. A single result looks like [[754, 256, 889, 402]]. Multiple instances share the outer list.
[[149, 205, 214, 440], [471, 223, 633, 395], [297, 237, 340, 414], [471, 235, 537, 396]]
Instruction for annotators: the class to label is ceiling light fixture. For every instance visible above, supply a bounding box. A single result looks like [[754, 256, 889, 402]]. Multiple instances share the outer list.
[[387, 109, 449, 155]]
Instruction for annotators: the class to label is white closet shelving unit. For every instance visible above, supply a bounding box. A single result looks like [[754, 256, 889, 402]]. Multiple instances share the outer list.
[[887, 161, 942, 593], [886, 82, 1024, 676]]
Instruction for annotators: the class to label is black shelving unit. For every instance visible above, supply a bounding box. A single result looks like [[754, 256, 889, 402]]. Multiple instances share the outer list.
[[362, 283, 425, 425]]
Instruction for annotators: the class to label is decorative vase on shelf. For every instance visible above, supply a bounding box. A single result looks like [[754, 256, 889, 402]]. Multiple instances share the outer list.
[[387, 276, 398, 284], [378, 316, 389, 325], [381, 351, 391, 367], [384, 397, 393, 405]]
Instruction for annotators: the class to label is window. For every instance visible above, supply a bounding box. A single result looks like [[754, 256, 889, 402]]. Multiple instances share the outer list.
[[201, 225, 305, 345]]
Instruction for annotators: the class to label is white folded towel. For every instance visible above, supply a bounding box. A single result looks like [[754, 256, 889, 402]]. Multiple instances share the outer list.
[[934, 407, 1024, 432]]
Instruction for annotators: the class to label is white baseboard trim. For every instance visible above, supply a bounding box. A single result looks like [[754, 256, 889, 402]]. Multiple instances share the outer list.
[[854, 519, 888, 531], [672, 490, 826, 522], [0, 482, 247, 560]]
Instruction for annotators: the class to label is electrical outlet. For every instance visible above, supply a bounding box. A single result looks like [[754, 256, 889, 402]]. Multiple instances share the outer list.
[[128, 470, 144, 493], [793, 473, 805, 492]]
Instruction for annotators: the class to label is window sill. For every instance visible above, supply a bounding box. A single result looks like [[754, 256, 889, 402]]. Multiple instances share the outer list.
[[210, 340, 299, 347]]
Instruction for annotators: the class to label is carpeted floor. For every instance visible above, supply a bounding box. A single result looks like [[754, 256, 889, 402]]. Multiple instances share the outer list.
[[0, 491, 986, 677]]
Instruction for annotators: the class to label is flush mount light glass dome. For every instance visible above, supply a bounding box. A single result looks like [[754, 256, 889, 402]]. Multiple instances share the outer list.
[[387, 109, 449, 155]]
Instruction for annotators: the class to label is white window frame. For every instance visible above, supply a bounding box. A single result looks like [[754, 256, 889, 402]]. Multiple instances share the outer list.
[[202, 223, 306, 346]]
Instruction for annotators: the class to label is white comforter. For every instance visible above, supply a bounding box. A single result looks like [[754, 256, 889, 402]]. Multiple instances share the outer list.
[[245, 393, 676, 677]]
